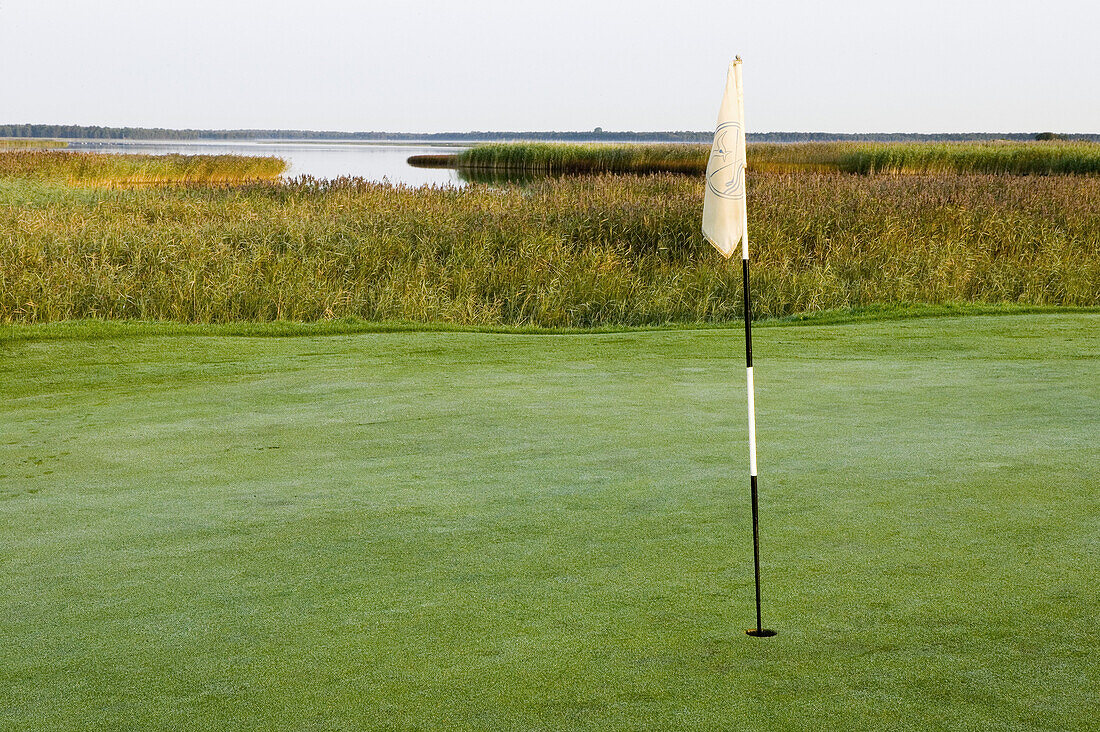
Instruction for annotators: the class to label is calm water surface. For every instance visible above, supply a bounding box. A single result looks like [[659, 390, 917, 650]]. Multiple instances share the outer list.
[[65, 140, 467, 186]]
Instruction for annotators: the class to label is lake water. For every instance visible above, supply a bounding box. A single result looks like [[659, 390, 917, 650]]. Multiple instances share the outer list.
[[64, 139, 467, 187]]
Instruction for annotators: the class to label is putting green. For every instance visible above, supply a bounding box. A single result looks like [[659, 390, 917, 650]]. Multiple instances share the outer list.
[[2, 314, 1097, 729]]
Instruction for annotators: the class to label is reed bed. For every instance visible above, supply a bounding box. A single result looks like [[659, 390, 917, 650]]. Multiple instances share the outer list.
[[454, 143, 709, 175], [2, 172, 1096, 326], [407, 154, 460, 168], [0, 138, 67, 149], [449, 141, 1100, 177], [753, 141, 1100, 175], [0, 151, 286, 186]]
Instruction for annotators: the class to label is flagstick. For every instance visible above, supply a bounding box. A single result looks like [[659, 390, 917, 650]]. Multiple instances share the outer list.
[[735, 59, 775, 639], [742, 249, 772, 638]]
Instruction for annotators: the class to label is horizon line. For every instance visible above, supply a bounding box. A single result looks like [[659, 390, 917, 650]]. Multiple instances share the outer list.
[[3, 124, 1098, 138]]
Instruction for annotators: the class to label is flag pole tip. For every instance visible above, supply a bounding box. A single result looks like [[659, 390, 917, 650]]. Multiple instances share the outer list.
[[745, 629, 777, 638]]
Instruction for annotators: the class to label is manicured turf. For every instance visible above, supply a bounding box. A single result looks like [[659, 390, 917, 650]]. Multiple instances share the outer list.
[[1, 314, 1097, 729]]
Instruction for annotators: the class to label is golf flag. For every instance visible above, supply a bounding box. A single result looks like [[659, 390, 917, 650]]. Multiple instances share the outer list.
[[702, 58, 748, 260], [702, 58, 775, 637]]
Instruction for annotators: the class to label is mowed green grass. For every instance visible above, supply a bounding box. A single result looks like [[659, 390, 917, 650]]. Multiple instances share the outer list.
[[1, 314, 1097, 730]]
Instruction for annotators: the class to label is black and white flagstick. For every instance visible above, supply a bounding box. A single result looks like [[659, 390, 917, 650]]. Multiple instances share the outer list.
[[734, 60, 775, 639], [742, 248, 773, 638]]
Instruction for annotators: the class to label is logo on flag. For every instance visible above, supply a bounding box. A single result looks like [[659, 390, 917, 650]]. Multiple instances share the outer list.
[[706, 121, 746, 200]]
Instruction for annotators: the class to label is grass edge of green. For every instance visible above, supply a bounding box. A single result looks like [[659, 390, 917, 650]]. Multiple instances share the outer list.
[[3, 303, 1097, 344]]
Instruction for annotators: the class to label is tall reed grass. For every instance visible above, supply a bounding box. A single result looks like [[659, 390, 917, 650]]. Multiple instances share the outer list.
[[0, 138, 67, 149], [454, 143, 709, 174], [754, 141, 1100, 175], [2, 173, 1096, 326], [407, 154, 459, 168], [449, 141, 1100, 177], [0, 151, 286, 186]]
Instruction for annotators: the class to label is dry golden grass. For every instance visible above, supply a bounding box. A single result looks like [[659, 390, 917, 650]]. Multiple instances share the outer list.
[[2, 172, 1096, 325], [0, 150, 285, 186], [0, 138, 67, 149]]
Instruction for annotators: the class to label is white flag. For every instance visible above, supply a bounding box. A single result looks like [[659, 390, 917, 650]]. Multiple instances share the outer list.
[[702, 58, 748, 260]]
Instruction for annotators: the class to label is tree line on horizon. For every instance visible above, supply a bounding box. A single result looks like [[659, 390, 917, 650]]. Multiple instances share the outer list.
[[2, 124, 1097, 143]]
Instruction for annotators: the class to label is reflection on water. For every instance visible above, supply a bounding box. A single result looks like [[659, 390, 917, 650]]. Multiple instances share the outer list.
[[64, 139, 469, 187], [456, 167, 551, 186]]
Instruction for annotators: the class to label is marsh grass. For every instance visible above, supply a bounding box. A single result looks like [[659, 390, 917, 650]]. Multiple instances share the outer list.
[[0, 151, 286, 186], [456, 143, 709, 175], [755, 141, 1100, 175], [452, 141, 1100, 176], [407, 154, 460, 168], [2, 173, 1096, 326], [0, 138, 67, 149]]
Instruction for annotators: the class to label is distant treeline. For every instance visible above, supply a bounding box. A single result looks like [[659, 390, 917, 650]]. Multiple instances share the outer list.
[[2, 124, 1098, 143], [0, 125, 709, 142]]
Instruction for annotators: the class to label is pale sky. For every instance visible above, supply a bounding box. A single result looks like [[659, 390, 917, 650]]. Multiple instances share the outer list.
[[2, 0, 1097, 133]]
